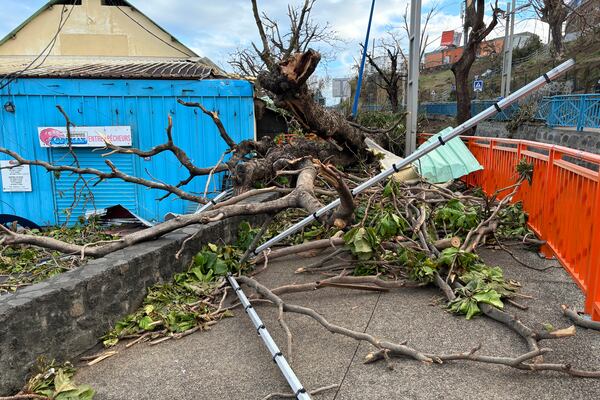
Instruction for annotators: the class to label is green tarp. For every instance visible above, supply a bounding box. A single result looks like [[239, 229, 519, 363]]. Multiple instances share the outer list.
[[413, 127, 483, 183]]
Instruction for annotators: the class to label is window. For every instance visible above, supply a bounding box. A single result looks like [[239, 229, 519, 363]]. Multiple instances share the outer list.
[[53, 1, 82, 4]]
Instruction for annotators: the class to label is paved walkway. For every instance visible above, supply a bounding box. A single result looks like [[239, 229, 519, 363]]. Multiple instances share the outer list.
[[75, 248, 600, 399]]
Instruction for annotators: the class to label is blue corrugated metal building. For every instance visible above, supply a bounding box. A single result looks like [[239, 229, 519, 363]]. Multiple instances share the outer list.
[[0, 60, 255, 225]]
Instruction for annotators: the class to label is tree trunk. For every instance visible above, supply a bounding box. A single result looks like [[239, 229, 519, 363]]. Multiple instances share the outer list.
[[451, 46, 476, 128], [550, 21, 563, 55], [258, 50, 368, 154], [388, 86, 399, 113]]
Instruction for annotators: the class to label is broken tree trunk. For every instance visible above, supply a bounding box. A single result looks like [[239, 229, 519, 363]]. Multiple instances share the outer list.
[[258, 50, 369, 154]]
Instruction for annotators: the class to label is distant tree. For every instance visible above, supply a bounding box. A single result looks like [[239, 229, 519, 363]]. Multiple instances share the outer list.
[[364, 33, 407, 113], [532, 0, 569, 55], [451, 0, 501, 126], [512, 34, 542, 61], [363, 6, 438, 113]]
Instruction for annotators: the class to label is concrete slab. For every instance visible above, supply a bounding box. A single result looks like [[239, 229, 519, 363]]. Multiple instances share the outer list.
[[75, 248, 600, 399]]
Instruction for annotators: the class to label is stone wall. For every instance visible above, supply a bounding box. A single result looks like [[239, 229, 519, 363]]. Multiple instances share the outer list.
[[476, 121, 600, 154], [0, 200, 272, 395]]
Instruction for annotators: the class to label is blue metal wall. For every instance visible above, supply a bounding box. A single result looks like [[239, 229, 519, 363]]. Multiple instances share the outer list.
[[0, 78, 255, 225]]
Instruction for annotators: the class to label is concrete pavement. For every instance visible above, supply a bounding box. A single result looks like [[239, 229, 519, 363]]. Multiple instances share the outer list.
[[75, 247, 600, 399]]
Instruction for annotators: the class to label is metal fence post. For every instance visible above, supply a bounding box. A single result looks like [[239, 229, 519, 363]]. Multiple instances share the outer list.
[[585, 169, 600, 319], [577, 96, 586, 131], [540, 145, 559, 258]]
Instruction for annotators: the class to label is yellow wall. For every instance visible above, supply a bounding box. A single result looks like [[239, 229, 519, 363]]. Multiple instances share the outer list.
[[0, 0, 196, 57]]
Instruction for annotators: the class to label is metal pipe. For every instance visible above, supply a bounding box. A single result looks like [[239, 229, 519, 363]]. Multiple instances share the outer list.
[[254, 59, 575, 255], [227, 274, 311, 400], [194, 188, 233, 214], [351, 0, 376, 119]]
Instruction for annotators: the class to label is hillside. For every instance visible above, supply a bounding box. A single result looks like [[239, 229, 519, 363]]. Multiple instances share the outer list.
[[420, 34, 600, 101]]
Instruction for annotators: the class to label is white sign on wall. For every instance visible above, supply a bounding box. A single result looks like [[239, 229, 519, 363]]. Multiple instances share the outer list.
[[37, 126, 132, 148], [1, 160, 32, 192]]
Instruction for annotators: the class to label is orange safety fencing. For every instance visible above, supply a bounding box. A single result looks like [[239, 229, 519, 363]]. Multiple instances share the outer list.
[[419, 134, 600, 321]]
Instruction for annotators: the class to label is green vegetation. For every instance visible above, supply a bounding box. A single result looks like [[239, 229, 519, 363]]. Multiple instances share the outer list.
[[102, 240, 249, 347], [357, 111, 407, 155], [22, 358, 95, 400], [0, 218, 118, 294]]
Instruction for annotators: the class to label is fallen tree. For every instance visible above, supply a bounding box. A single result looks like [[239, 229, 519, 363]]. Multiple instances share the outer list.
[[1, 3, 599, 398]]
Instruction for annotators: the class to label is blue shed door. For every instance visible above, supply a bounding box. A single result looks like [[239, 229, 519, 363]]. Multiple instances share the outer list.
[[50, 149, 138, 225]]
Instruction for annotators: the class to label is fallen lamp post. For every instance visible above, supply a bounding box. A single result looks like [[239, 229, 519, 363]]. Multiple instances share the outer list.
[[227, 273, 311, 400]]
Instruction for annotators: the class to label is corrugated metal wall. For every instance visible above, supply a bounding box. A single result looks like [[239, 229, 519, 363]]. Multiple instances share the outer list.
[[0, 78, 255, 225]]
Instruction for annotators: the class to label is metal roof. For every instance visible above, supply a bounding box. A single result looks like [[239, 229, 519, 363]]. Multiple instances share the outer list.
[[415, 127, 483, 184], [0, 58, 228, 80]]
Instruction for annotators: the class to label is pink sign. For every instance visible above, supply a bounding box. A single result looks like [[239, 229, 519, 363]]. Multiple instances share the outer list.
[[38, 126, 132, 148]]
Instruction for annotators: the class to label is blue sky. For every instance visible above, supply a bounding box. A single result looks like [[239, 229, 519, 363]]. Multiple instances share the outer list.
[[1, 1, 548, 81]]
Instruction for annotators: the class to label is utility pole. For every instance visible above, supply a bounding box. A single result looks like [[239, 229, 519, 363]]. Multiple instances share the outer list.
[[405, 0, 422, 155], [501, 0, 517, 97], [462, 0, 469, 47], [501, 2, 511, 97]]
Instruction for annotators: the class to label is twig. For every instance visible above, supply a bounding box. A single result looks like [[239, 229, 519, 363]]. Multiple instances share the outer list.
[[87, 350, 118, 366], [240, 215, 275, 265], [561, 305, 600, 331], [493, 233, 555, 272]]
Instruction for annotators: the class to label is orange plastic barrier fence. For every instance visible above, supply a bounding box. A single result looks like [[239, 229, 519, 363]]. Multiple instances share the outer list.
[[419, 134, 600, 321]]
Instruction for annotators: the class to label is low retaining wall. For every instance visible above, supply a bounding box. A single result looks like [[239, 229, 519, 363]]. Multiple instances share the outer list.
[[0, 196, 273, 395], [476, 121, 600, 154]]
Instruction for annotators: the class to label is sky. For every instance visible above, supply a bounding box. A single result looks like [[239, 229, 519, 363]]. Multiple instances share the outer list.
[[1, 0, 550, 101]]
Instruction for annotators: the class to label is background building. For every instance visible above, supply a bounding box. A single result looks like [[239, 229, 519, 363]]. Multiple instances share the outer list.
[[0, 0, 255, 225]]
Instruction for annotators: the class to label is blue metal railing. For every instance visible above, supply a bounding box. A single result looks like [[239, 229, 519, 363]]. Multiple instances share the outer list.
[[423, 95, 600, 131], [536, 94, 600, 131]]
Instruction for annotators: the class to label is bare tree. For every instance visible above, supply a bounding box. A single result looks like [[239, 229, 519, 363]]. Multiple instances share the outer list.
[[364, 6, 438, 113], [401, 4, 440, 65], [364, 32, 407, 113], [451, 0, 501, 126], [249, 0, 394, 154], [532, 0, 569, 55], [228, 0, 339, 76]]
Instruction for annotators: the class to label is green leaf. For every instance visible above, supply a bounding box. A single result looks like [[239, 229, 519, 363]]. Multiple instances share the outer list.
[[103, 337, 118, 347], [212, 259, 228, 275], [53, 370, 77, 394], [207, 243, 218, 252], [137, 315, 154, 331], [473, 290, 504, 309], [465, 300, 481, 320]]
